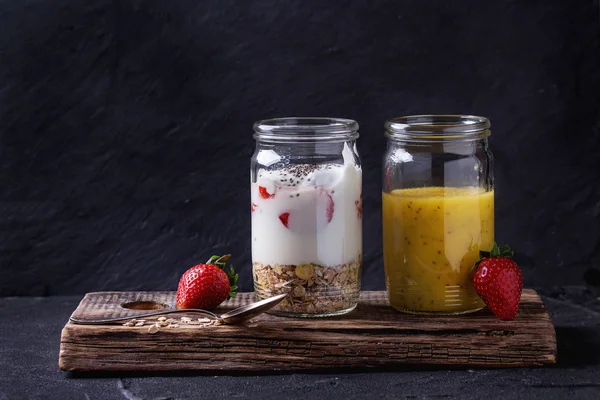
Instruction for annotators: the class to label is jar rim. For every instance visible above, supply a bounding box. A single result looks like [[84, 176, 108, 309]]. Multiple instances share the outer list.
[[385, 115, 490, 141], [254, 117, 359, 143]]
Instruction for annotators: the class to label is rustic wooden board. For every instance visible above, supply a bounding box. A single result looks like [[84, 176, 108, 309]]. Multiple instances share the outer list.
[[59, 290, 556, 372]]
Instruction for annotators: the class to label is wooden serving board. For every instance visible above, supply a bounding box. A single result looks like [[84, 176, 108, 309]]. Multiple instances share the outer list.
[[59, 290, 556, 372]]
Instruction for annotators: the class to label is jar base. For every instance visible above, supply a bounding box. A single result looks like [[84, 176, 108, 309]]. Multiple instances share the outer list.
[[390, 305, 486, 316], [266, 304, 357, 318]]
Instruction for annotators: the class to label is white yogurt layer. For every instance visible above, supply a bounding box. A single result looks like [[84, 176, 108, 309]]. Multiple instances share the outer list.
[[251, 143, 362, 266]]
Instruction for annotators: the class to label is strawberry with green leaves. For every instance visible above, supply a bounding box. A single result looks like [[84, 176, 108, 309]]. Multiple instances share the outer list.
[[176, 254, 239, 310], [472, 243, 523, 321]]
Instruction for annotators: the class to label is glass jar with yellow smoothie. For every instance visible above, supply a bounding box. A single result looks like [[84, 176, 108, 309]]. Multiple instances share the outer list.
[[382, 115, 494, 315]]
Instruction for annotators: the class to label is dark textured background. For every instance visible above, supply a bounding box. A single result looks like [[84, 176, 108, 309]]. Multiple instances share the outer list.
[[0, 0, 599, 296]]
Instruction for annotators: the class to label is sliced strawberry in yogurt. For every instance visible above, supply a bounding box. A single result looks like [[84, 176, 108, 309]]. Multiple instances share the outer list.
[[323, 191, 334, 223], [258, 186, 274, 199], [355, 192, 362, 218], [278, 212, 290, 228]]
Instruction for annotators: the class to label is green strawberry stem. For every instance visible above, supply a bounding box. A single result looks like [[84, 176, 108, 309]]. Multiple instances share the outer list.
[[479, 243, 514, 259], [474, 243, 514, 270], [206, 254, 239, 299]]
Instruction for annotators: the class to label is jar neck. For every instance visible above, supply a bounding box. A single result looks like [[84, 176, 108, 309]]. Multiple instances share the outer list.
[[254, 139, 359, 163], [254, 117, 359, 144], [385, 115, 490, 143], [386, 137, 490, 159]]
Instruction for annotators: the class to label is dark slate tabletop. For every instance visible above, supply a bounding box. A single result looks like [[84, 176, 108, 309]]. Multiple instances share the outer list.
[[1, 287, 599, 400]]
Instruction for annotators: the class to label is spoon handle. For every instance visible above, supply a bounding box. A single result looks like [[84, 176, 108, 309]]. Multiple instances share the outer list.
[[69, 308, 219, 325]]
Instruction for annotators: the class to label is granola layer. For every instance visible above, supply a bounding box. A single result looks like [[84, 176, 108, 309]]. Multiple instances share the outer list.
[[253, 257, 361, 315]]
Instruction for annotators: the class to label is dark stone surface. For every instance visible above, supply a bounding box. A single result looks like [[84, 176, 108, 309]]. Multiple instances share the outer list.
[[1, 1, 600, 296], [1, 288, 599, 399]]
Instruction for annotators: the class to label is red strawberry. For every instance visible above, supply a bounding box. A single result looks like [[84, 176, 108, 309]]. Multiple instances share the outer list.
[[258, 186, 274, 199], [176, 254, 239, 310], [278, 212, 290, 227], [472, 244, 523, 321]]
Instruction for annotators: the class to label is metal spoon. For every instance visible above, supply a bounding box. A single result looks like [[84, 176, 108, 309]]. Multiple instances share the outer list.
[[69, 293, 287, 325]]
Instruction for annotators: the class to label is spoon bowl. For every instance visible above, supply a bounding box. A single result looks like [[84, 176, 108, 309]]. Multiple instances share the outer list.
[[220, 293, 287, 324]]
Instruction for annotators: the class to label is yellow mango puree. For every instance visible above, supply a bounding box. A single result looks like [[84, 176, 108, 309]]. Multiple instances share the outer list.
[[382, 187, 494, 313]]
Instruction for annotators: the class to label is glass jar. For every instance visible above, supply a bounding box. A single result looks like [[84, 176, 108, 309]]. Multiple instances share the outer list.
[[382, 115, 494, 315], [251, 117, 362, 317]]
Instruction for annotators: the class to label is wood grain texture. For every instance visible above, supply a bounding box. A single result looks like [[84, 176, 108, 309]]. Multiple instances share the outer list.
[[59, 290, 556, 371]]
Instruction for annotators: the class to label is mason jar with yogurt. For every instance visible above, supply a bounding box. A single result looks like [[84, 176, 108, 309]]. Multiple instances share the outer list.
[[251, 117, 362, 317]]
